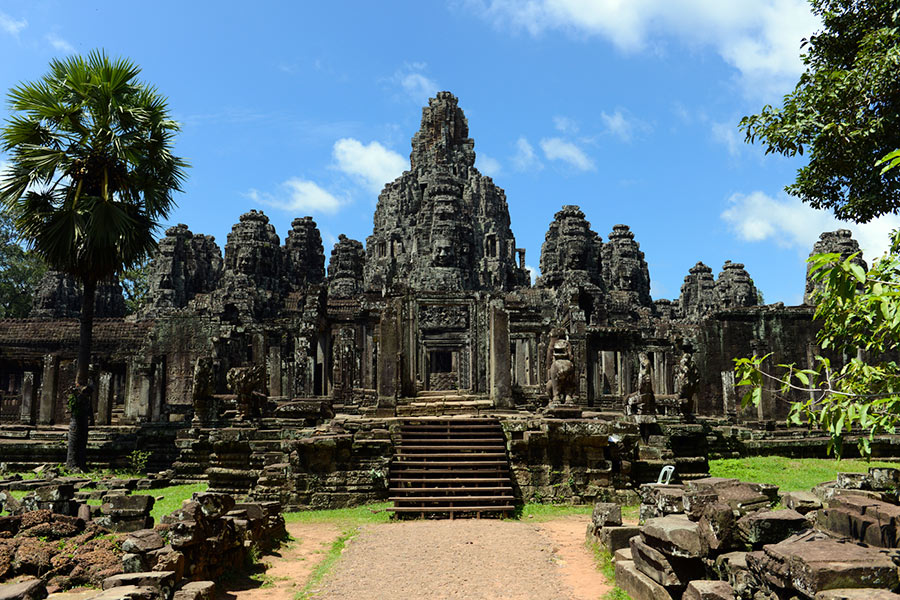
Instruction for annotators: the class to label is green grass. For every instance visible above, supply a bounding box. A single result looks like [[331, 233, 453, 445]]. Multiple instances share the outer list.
[[587, 540, 632, 600], [283, 502, 392, 526], [132, 482, 208, 523], [709, 456, 900, 492], [514, 502, 593, 521]]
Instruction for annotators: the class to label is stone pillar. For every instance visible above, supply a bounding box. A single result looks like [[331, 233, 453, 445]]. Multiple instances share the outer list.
[[601, 351, 615, 396], [721, 370, 736, 419], [376, 300, 400, 415], [151, 359, 166, 422], [489, 303, 512, 408], [20, 371, 35, 425], [125, 359, 152, 423], [96, 372, 112, 425], [268, 345, 282, 397], [38, 354, 59, 425]]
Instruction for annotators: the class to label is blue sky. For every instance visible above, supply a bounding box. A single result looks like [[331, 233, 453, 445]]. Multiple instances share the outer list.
[[2, 1, 898, 305]]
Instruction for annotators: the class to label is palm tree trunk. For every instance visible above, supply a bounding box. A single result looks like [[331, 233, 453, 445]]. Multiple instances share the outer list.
[[66, 278, 96, 470]]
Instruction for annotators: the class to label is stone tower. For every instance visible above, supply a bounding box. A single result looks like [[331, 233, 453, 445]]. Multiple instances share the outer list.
[[804, 229, 866, 305], [363, 92, 529, 294]]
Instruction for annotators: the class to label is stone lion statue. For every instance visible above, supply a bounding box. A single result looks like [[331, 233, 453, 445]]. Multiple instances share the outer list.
[[546, 339, 578, 404]]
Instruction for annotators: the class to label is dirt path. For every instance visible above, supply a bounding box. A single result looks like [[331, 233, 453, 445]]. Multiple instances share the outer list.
[[223, 515, 610, 600], [218, 521, 341, 600]]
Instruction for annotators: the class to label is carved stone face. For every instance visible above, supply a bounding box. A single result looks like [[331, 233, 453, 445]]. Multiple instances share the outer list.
[[432, 238, 456, 267], [235, 247, 257, 274]]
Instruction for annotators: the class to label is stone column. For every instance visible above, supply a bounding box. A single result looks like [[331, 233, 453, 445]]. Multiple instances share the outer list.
[[125, 359, 152, 423], [20, 371, 35, 425], [376, 300, 400, 415], [268, 345, 282, 397], [38, 354, 59, 425], [721, 370, 736, 419], [601, 351, 615, 396], [489, 303, 512, 408], [96, 372, 112, 426]]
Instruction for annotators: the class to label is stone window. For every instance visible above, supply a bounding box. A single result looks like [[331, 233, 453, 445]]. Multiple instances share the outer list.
[[431, 350, 453, 373]]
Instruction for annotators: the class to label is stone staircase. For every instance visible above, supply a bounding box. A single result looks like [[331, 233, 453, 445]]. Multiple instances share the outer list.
[[388, 417, 515, 518], [395, 392, 493, 417]]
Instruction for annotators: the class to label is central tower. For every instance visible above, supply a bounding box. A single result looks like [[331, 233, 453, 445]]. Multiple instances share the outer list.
[[364, 92, 529, 294]]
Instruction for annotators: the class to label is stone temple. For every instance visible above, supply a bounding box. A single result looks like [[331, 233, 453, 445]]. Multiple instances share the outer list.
[[0, 93, 874, 511]]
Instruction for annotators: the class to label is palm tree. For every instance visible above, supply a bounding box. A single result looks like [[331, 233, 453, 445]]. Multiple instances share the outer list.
[[0, 51, 187, 469]]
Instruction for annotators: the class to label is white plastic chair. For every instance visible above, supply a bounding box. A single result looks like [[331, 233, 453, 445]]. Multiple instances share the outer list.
[[657, 465, 675, 485]]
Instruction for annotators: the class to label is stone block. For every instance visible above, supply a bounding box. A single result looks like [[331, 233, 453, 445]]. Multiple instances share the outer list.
[[122, 530, 165, 554], [736, 509, 809, 548], [616, 560, 673, 600], [836, 473, 869, 490], [102, 571, 176, 600], [782, 491, 822, 515], [598, 526, 641, 553], [122, 553, 148, 574], [683, 580, 734, 600], [816, 589, 900, 600], [642, 515, 707, 558], [630, 536, 704, 587], [0, 579, 47, 600], [191, 493, 235, 520], [102, 495, 154, 515], [698, 501, 737, 552], [615, 547, 633, 563], [172, 581, 215, 600], [714, 551, 755, 598], [84, 585, 159, 600], [868, 468, 900, 492], [747, 531, 899, 597], [592, 502, 623, 528]]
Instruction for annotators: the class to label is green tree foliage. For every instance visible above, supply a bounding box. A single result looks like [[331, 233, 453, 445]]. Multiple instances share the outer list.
[[0, 206, 45, 317], [740, 0, 900, 222], [0, 51, 187, 468], [121, 257, 150, 315], [735, 232, 900, 457]]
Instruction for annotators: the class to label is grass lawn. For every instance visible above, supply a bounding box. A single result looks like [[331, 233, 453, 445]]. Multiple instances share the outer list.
[[709, 456, 900, 492], [133, 482, 208, 523]]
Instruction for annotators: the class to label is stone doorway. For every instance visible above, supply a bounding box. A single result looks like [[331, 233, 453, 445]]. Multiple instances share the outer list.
[[427, 349, 458, 390]]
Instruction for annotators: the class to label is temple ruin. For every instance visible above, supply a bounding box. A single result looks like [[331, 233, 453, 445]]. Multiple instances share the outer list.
[[0, 92, 877, 511]]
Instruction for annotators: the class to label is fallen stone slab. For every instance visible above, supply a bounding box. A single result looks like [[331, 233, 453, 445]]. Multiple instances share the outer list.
[[641, 514, 707, 558], [630, 536, 704, 587], [714, 551, 754, 599], [616, 560, 673, 600], [615, 547, 633, 562], [683, 580, 734, 600], [596, 526, 641, 553], [815, 589, 900, 600], [747, 531, 899, 597], [85, 585, 158, 600], [868, 468, 900, 492], [0, 579, 47, 600], [737, 508, 809, 548], [782, 491, 823, 515], [121, 530, 165, 554], [171, 581, 214, 600], [698, 501, 737, 552], [102, 571, 176, 600]]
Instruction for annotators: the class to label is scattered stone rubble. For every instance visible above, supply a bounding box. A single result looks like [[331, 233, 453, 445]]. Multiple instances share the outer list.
[[0, 478, 285, 600], [588, 468, 900, 600]]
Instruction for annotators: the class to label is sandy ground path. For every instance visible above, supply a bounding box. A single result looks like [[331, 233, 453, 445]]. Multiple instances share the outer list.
[[218, 521, 342, 600], [309, 517, 611, 600]]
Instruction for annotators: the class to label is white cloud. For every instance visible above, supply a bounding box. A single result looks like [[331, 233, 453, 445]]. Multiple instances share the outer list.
[[392, 62, 439, 103], [0, 11, 26, 36], [477, 154, 502, 177], [553, 116, 579, 134], [332, 138, 406, 193], [711, 121, 741, 157], [721, 191, 900, 260], [540, 137, 596, 171], [600, 109, 649, 142], [248, 178, 343, 214], [525, 264, 538, 285], [46, 33, 75, 53], [512, 136, 542, 172], [469, 0, 819, 99]]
